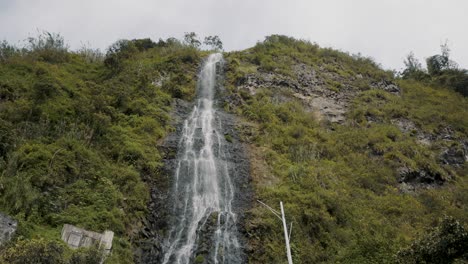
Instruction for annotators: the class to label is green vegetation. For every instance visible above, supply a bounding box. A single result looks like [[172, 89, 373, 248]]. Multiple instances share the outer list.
[[0, 32, 466, 263], [401, 42, 468, 96], [224, 35, 467, 263], [0, 238, 102, 264], [0, 32, 202, 263], [396, 216, 468, 264]]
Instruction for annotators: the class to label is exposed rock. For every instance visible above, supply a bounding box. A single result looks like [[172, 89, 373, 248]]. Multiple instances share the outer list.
[[398, 167, 445, 191], [391, 118, 417, 134], [371, 80, 401, 95], [439, 144, 467, 166], [294, 92, 347, 123], [391, 118, 433, 145], [391, 118, 467, 168], [0, 212, 17, 246], [233, 63, 356, 124], [152, 73, 170, 87]]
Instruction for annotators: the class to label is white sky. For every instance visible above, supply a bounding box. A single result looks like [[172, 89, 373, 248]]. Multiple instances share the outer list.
[[1, 0, 467, 71]]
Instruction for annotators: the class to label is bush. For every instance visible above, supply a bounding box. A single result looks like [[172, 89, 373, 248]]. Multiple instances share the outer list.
[[104, 39, 138, 71], [396, 216, 468, 264], [0, 238, 66, 264], [26, 31, 70, 63], [0, 40, 18, 61], [68, 246, 103, 264], [0, 238, 105, 264]]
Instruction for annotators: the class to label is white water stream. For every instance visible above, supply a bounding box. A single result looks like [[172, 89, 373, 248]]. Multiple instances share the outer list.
[[162, 53, 241, 264]]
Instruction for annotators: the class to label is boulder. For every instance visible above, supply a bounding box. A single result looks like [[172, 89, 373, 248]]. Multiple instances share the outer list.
[[0, 212, 17, 246]]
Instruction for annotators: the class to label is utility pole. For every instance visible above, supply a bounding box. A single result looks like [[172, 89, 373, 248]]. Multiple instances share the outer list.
[[257, 200, 293, 264], [281, 201, 293, 264]]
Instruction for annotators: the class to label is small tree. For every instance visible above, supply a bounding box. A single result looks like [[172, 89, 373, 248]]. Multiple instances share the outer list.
[[104, 39, 138, 71], [426, 41, 457, 75], [183, 32, 201, 48], [203, 36, 223, 51], [0, 40, 18, 61], [402, 52, 426, 80]]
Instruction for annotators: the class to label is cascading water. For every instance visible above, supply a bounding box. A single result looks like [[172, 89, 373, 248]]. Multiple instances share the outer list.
[[162, 53, 242, 264]]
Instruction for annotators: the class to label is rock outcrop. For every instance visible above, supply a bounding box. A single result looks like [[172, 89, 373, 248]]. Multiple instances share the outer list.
[[0, 212, 17, 246], [232, 63, 367, 124]]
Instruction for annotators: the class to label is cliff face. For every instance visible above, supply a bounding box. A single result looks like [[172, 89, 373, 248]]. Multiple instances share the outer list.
[[137, 61, 252, 263]]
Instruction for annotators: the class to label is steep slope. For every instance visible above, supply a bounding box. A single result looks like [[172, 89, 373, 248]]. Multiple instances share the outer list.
[[0, 36, 204, 263], [223, 35, 468, 263], [0, 34, 466, 264]]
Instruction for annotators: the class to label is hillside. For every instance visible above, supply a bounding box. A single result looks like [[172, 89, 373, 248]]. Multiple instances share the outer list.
[[0, 34, 467, 263], [223, 35, 468, 263]]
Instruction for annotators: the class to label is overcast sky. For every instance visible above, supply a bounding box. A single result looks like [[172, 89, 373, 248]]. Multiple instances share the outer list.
[[1, 0, 467, 70]]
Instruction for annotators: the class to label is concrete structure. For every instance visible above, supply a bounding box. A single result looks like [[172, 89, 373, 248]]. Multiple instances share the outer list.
[[0, 212, 17, 246], [61, 224, 114, 254]]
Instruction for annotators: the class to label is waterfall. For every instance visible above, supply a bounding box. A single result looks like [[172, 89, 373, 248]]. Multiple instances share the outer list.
[[162, 53, 242, 264]]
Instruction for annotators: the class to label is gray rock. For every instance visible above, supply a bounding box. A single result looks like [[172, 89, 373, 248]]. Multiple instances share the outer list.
[[398, 167, 445, 190], [233, 64, 353, 124], [0, 212, 17, 246], [439, 145, 466, 166], [371, 80, 401, 95]]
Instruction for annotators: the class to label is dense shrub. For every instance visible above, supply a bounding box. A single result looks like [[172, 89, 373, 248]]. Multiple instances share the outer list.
[[0, 238, 104, 264], [224, 35, 468, 263], [0, 34, 202, 263], [26, 31, 70, 63], [396, 216, 468, 264]]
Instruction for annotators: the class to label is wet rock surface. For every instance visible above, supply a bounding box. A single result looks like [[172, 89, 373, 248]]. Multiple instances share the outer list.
[[134, 99, 193, 264], [136, 75, 252, 263]]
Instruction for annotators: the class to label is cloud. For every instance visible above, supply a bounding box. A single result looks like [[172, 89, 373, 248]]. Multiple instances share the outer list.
[[0, 0, 466, 70]]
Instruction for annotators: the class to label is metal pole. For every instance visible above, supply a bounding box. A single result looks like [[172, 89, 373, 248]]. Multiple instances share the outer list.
[[280, 201, 293, 264]]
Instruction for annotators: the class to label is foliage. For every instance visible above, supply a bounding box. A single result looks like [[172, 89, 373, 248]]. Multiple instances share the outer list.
[[0, 40, 18, 62], [0, 35, 202, 262], [402, 42, 467, 96], [76, 43, 104, 63], [0, 238, 66, 264], [104, 39, 139, 71], [224, 35, 468, 263], [203, 36, 223, 51], [396, 216, 468, 264], [183, 32, 201, 48], [0, 238, 104, 264], [1, 32, 466, 263], [25, 31, 70, 63], [402, 52, 427, 80]]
